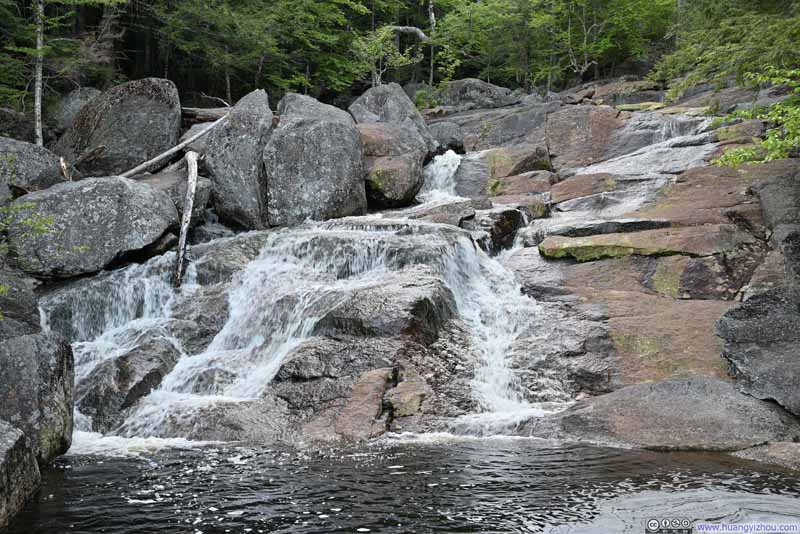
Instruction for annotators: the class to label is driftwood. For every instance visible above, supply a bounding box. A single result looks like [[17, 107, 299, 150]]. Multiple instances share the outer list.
[[173, 150, 199, 288], [120, 113, 227, 178], [182, 106, 229, 123], [59, 157, 72, 181]]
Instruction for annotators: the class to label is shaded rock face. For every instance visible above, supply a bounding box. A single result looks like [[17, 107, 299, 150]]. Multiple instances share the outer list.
[[462, 207, 526, 254], [9, 177, 178, 278], [0, 137, 68, 204], [437, 79, 520, 112], [717, 287, 800, 417], [52, 78, 181, 176], [0, 270, 40, 341], [205, 90, 273, 230], [358, 123, 427, 208], [0, 332, 73, 465], [453, 144, 551, 198], [264, 94, 367, 225], [349, 82, 437, 154], [524, 377, 800, 451], [51, 87, 101, 133], [0, 420, 40, 529], [428, 121, 464, 153], [137, 169, 212, 223], [0, 108, 35, 143]]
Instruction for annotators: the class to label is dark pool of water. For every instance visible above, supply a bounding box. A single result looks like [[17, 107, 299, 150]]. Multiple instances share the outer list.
[[8, 436, 800, 533]]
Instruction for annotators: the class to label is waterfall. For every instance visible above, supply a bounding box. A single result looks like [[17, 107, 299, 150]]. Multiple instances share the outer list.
[[40, 148, 569, 443], [417, 150, 463, 202]]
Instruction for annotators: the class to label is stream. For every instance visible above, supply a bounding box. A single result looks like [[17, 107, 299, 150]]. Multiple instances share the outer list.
[[11, 151, 800, 533]]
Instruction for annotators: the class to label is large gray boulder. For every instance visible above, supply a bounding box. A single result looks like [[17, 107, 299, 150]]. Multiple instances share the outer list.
[[206, 90, 273, 229], [264, 94, 367, 226], [137, 169, 212, 223], [428, 121, 465, 153], [437, 78, 520, 112], [358, 123, 427, 209], [50, 87, 101, 132], [0, 420, 40, 529], [349, 82, 437, 154], [0, 137, 69, 204], [524, 377, 800, 451], [0, 332, 73, 465], [9, 177, 178, 278], [52, 78, 181, 176], [717, 287, 800, 416]]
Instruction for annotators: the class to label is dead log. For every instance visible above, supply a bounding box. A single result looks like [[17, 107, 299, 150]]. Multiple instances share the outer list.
[[120, 113, 227, 178], [182, 106, 229, 124], [173, 150, 199, 288]]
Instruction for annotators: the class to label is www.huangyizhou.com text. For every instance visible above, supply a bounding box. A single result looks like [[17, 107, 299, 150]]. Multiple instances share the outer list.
[[695, 524, 800, 533]]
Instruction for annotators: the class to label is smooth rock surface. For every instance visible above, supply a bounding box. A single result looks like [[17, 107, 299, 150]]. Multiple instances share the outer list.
[[525, 377, 800, 451]]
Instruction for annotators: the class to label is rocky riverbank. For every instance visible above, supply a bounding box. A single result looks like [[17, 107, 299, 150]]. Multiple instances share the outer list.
[[1, 75, 798, 527]]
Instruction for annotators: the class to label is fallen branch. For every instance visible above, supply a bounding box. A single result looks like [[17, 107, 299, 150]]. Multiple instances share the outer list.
[[182, 106, 229, 123], [120, 113, 227, 178], [388, 25, 430, 42], [173, 150, 199, 288]]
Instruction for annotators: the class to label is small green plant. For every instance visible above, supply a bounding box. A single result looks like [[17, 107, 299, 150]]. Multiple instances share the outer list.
[[414, 87, 440, 110], [714, 67, 800, 166]]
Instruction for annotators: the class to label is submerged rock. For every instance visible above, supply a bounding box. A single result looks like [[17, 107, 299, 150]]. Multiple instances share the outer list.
[[53, 78, 181, 176], [264, 94, 367, 225], [0, 420, 40, 529], [0, 332, 73, 465], [9, 177, 178, 278], [525, 377, 800, 451], [205, 89, 273, 230]]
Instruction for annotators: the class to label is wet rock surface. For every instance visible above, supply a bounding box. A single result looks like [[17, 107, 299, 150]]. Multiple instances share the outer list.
[[0, 419, 40, 529]]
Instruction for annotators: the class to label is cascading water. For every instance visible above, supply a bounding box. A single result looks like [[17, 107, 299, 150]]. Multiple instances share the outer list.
[[40, 147, 568, 447]]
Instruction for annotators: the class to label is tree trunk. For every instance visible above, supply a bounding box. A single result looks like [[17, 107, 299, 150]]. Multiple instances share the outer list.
[[428, 0, 436, 88], [173, 151, 199, 288], [33, 0, 44, 147]]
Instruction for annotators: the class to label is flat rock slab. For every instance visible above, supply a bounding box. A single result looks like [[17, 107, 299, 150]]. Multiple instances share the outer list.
[[525, 377, 800, 451], [539, 224, 756, 262], [631, 161, 796, 227], [520, 218, 671, 246], [735, 443, 800, 471]]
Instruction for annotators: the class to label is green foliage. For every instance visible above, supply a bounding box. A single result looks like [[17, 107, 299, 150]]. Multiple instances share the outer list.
[[353, 25, 422, 87], [413, 86, 439, 109], [652, 2, 800, 101], [715, 67, 800, 166]]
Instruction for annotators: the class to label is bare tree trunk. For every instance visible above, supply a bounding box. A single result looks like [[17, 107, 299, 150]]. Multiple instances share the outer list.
[[34, 0, 44, 147], [428, 0, 436, 88], [173, 151, 199, 288]]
